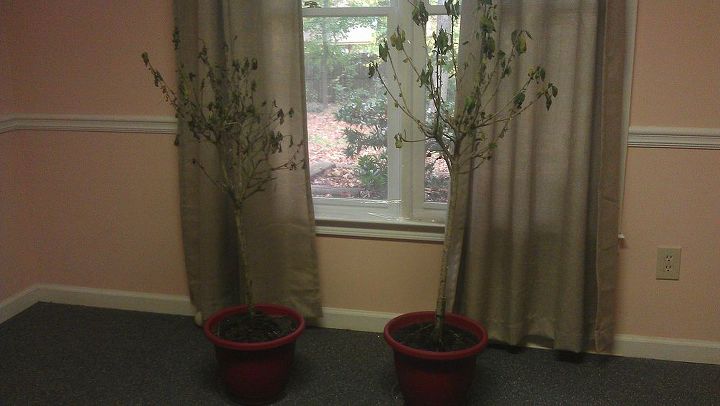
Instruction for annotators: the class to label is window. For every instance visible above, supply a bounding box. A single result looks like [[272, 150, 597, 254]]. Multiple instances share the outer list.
[[303, 0, 453, 226]]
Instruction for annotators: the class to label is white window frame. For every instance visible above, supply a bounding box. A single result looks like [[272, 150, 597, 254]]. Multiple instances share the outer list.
[[302, 1, 450, 230], [304, 0, 639, 241]]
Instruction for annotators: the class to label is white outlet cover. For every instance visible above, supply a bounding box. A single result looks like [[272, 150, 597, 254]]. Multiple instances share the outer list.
[[656, 247, 681, 280]]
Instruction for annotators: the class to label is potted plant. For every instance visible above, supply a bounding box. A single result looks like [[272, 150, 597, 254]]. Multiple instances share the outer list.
[[142, 35, 306, 404], [369, 1, 557, 404]]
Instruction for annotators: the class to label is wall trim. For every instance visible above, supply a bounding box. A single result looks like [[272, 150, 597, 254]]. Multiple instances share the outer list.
[[628, 126, 720, 150], [313, 307, 399, 332], [0, 284, 195, 324], [0, 114, 177, 134], [613, 334, 720, 365], [2, 284, 718, 365], [0, 286, 44, 325], [2, 115, 719, 151], [315, 225, 444, 242]]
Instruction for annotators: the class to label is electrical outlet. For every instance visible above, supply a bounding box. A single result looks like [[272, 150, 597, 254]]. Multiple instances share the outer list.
[[656, 247, 681, 280]]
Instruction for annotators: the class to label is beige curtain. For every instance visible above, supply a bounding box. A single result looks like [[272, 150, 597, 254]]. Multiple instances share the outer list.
[[449, 0, 625, 352], [174, 0, 322, 321]]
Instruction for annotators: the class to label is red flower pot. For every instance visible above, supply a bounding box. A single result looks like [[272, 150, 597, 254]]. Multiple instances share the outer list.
[[203, 304, 305, 405], [384, 311, 488, 406]]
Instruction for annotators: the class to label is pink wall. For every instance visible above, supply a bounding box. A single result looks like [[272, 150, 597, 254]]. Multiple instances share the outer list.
[[0, 136, 40, 297], [317, 237, 441, 313], [5, 0, 176, 115], [1, 0, 718, 343], [0, 0, 183, 299], [0, 1, 14, 113], [617, 148, 720, 340], [614, 0, 720, 341], [630, 0, 720, 127], [0, 131, 187, 298]]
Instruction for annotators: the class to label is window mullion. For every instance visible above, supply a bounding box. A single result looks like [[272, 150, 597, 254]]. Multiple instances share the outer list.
[[385, 6, 402, 218], [402, 2, 430, 221], [302, 7, 390, 18]]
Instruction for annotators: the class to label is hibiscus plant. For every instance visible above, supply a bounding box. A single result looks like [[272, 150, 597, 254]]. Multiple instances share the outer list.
[[368, 0, 557, 346], [142, 33, 303, 318]]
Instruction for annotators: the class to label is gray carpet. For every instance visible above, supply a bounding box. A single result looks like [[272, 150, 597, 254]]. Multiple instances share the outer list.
[[1, 302, 718, 405]]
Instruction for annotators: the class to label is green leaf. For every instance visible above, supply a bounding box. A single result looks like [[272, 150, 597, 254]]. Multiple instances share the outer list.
[[418, 60, 433, 87], [529, 66, 546, 81], [390, 28, 406, 51], [368, 63, 376, 78], [515, 34, 527, 54], [482, 36, 496, 59], [449, 0, 461, 18], [379, 41, 389, 62], [464, 96, 476, 113], [511, 30, 528, 54], [172, 29, 180, 50], [435, 29, 450, 55], [480, 15, 494, 33], [412, 1, 429, 27]]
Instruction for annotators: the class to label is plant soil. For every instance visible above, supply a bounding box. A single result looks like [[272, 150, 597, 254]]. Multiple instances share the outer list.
[[392, 321, 479, 352], [212, 310, 297, 343]]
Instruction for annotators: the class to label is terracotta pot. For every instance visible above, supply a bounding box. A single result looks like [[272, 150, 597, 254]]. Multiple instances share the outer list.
[[384, 311, 488, 406], [204, 304, 305, 405]]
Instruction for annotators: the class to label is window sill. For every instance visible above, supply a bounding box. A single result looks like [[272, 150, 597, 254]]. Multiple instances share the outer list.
[[314, 218, 444, 242]]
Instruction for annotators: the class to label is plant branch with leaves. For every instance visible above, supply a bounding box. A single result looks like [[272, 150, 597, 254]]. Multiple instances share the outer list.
[[142, 33, 304, 316], [369, 0, 557, 348]]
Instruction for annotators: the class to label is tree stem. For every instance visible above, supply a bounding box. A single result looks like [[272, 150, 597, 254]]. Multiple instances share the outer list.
[[234, 206, 254, 317], [432, 168, 460, 347]]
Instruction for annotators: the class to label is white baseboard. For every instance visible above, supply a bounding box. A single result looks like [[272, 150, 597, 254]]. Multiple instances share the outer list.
[[2, 284, 719, 365], [38, 284, 196, 316], [613, 334, 720, 365], [0, 286, 44, 324], [313, 307, 398, 333], [0, 284, 195, 324]]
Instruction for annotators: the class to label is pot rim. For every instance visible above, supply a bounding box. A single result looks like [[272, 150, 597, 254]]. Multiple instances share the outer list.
[[203, 303, 306, 351], [384, 311, 488, 361]]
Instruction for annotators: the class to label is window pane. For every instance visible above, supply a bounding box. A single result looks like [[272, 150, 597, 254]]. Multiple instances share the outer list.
[[304, 0, 390, 7], [424, 14, 460, 203], [304, 16, 388, 200]]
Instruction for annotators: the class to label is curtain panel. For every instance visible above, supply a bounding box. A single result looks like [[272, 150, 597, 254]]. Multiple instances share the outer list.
[[450, 0, 625, 352], [173, 0, 322, 322]]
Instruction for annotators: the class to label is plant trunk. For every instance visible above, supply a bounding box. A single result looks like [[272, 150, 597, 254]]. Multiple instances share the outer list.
[[234, 206, 255, 316], [431, 169, 460, 347]]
